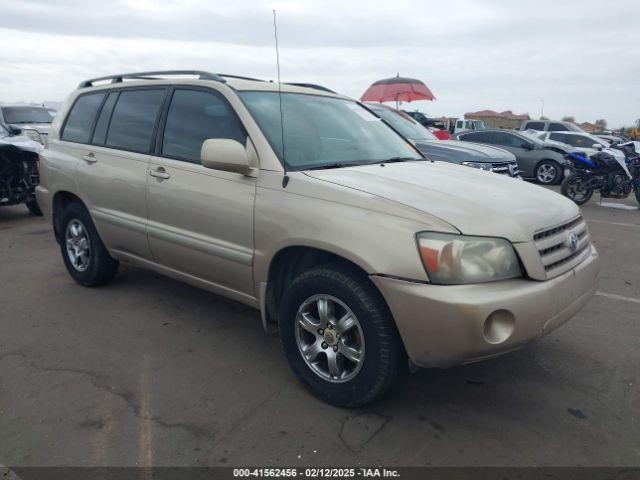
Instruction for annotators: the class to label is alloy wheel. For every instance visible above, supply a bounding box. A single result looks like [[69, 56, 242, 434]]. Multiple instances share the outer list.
[[536, 163, 557, 183], [294, 294, 365, 383], [65, 219, 91, 272]]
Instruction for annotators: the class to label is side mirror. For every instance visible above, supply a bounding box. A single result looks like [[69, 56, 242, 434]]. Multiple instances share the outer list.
[[7, 125, 22, 135], [201, 138, 252, 175], [592, 143, 604, 151], [522, 142, 534, 150]]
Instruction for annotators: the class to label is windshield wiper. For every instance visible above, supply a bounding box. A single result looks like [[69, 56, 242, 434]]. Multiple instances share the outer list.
[[305, 162, 353, 170], [370, 156, 422, 165]]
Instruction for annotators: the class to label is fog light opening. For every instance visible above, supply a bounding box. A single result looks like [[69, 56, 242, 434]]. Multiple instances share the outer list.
[[483, 310, 515, 344]]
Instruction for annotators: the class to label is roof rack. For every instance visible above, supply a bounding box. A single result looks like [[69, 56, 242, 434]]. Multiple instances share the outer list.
[[77, 70, 226, 88], [216, 73, 266, 82], [285, 83, 337, 94]]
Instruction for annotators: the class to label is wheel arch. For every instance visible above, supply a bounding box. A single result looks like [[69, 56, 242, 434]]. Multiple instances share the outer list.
[[263, 245, 382, 329], [52, 190, 86, 243]]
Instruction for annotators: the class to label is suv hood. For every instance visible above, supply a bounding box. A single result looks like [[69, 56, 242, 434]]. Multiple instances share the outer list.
[[416, 140, 515, 163], [305, 161, 578, 242]]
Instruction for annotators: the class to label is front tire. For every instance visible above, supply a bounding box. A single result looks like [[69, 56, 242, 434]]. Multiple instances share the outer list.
[[561, 173, 594, 206], [59, 202, 119, 286], [535, 160, 561, 184], [278, 265, 403, 407], [635, 187, 640, 206]]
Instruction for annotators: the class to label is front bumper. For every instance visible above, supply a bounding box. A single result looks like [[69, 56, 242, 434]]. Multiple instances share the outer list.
[[371, 245, 600, 368]]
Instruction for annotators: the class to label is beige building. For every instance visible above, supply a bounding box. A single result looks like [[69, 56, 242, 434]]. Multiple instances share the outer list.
[[578, 122, 598, 133], [465, 110, 530, 129]]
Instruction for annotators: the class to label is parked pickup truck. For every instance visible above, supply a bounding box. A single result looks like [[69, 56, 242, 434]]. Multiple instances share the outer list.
[[37, 71, 600, 407]]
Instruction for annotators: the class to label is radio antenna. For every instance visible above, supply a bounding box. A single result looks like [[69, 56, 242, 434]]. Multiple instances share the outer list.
[[273, 9, 289, 188]]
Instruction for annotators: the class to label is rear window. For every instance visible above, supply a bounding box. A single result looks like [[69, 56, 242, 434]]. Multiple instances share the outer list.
[[549, 123, 569, 131], [524, 121, 545, 131], [549, 132, 567, 143], [62, 93, 106, 143], [106, 89, 166, 152]]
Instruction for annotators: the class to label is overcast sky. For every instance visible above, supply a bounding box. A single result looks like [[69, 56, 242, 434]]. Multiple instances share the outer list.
[[1, 0, 638, 127]]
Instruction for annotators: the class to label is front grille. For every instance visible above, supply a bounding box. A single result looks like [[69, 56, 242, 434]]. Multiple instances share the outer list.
[[491, 162, 519, 177], [534, 216, 591, 278]]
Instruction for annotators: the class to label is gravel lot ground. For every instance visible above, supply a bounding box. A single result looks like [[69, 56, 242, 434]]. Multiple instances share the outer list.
[[1, 185, 639, 467]]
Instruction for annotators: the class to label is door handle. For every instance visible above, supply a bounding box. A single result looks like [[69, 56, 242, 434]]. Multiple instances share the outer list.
[[150, 167, 171, 180], [82, 153, 97, 164]]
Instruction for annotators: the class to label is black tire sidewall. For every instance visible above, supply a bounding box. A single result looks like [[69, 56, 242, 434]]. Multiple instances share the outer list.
[[278, 267, 400, 407], [59, 202, 117, 286], [536, 160, 561, 184], [561, 173, 593, 205], [25, 197, 43, 216]]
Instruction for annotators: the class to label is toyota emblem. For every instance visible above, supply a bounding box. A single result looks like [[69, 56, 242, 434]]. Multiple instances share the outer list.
[[568, 232, 579, 252]]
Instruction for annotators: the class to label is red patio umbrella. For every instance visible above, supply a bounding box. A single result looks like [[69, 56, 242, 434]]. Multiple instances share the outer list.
[[360, 74, 435, 108]]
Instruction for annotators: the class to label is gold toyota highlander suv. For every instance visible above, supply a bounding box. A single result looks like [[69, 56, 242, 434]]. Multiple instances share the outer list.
[[36, 71, 600, 407]]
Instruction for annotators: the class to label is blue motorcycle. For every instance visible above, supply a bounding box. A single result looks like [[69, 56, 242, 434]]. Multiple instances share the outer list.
[[561, 143, 640, 206]]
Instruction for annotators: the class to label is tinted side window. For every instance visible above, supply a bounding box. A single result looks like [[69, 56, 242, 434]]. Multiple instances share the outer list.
[[549, 132, 567, 143], [62, 93, 106, 143], [525, 121, 545, 130], [493, 132, 526, 147], [549, 123, 569, 131], [91, 92, 119, 145], [106, 89, 166, 152], [467, 131, 493, 143], [566, 135, 594, 147], [161, 89, 246, 163]]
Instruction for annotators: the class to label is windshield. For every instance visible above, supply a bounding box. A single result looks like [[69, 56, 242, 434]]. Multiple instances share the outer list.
[[239, 92, 421, 170], [2, 106, 55, 124], [368, 107, 437, 142]]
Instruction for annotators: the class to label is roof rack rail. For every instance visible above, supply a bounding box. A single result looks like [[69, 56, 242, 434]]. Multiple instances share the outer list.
[[285, 83, 337, 94], [216, 73, 266, 82], [77, 70, 226, 88]]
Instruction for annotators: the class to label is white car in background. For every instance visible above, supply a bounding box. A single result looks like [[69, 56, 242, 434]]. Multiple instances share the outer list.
[[536, 131, 608, 154], [0, 104, 57, 145]]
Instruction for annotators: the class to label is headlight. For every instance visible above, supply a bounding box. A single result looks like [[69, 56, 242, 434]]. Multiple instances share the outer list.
[[21, 129, 43, 144], [416, 232, 522, 284], [461, 161, 491, 171]]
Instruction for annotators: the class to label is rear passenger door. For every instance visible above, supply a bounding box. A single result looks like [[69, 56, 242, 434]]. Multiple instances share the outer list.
[[74, 87, 167, 261], [491, 132, 538, 178], [146, 87, 256, 298]]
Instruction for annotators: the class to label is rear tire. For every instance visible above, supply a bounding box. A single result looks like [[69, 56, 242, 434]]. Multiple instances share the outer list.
[[25, 197, 43, 216], [561, 173, 594, 206], [59, 202, 119, 286], [278, 265, 403, 407], [535, 160, 561, 184]]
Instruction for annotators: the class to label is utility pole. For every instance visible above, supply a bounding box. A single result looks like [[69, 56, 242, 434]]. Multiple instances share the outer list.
[[540, 100, 545, 119]]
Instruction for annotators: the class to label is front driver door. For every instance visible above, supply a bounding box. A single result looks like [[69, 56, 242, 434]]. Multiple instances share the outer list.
[[146, 87, 256, 300]]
